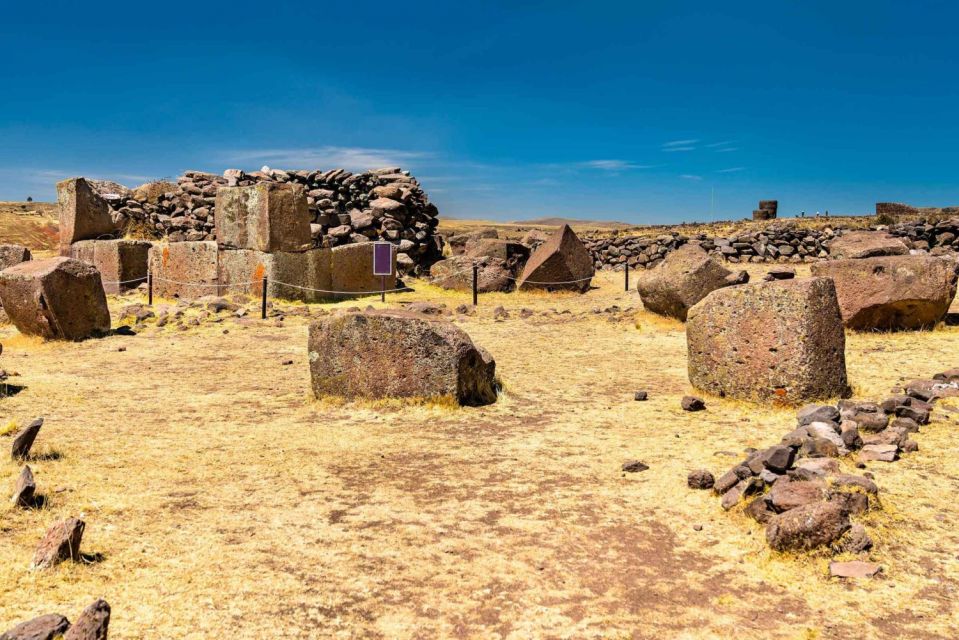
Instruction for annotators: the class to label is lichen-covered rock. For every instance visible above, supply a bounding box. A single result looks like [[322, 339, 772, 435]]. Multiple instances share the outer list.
[[517, 225, 594, 292], [811, 256, 959, 330], [214, 183, 312, 252], [308, 311, 496, 406], [70, 239, 152, 294], [430, 255, 512, 293], [56, 178, 118, 252], [147, 242, 219, 300], [0, 245, 31, 271], [828, 231, 909, 259], [765, 500, 850, 551], [0, 258, 110, 340], [686, 277, 850, 403], [636, 244, 741, 320]]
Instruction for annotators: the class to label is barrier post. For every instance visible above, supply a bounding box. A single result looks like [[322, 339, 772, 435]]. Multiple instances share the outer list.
[[472, 263, 478, 306], [261, 275, 268, 319], [381, 275, 386, 303], [624, 262, 629, 291], [147, 269, 153, 305]]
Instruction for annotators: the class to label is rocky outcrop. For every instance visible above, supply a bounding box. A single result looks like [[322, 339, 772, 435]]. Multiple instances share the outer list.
[[0, 258, 111, 340], [811, 256, 959, 330], [308, 311, 497, 406], [686, 277, 850, 403]]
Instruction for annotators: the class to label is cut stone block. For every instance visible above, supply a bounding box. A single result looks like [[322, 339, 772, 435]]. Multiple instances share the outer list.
[[214, 183, 312, 252], [56, 178, 117, 251], [811, 255, 959, 330], [686, 277, 850, 403], [637, 243, 742, 320], [0, 258, 110, 340], [329, 243, 397, 299], [308, 311, 497, 405], [0, 244, 31, 271], [70, 239, 152, 294], [217, 248, 332, 303], [148, 242, 219, 299], [517, 224, 594, 292], [828, 231, 909, 259]]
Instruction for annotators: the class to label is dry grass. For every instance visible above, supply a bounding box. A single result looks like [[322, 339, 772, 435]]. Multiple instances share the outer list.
[[1, 268, 959, 639], [0, 202, 59, 256]]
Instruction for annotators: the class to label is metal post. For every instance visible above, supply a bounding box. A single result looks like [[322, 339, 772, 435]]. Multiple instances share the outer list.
[[261, 275, 268, 319], [147, 269, 153, 305], [624, 262, 629, 291], [472, 263, 478, 306], [381, 275, 386, 303]]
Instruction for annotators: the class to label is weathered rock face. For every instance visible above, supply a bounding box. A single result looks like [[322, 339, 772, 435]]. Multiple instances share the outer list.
[[828, 231, 909, 259], [56, 178, 118, 252], [765, 501, 850, 551], [430, 255, 512, 293], [811, 256, 959, 330], [517, 225, 594, 292], [308, 311, 497, 406], [217, 248, 332, 303], [214, 183, 312, 252], [148, 242, 219, 299], [686, 278, 850, 403], [0, 613, 71, 640], [636, 244, 741, 320], [62, 599, 110, 640], [464, 239, 530, 273], [329, 243, 397, 299], [31, 517, 85, 570], [0, 245, 31, 271], [0, 258, 110, 340], [70, 239, 152, 294]]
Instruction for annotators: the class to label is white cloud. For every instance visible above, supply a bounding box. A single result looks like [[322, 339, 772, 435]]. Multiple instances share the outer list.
[[680, 174, 703, 181], [577, 159, 652, 171], [662, 147, 696, 152], [224, 146, 432, 171], [717, 167, 745, 173], [662, 139, 700, 147], [706, 140, 736, 148]]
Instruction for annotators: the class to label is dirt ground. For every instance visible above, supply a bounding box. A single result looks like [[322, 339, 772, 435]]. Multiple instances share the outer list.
[[1, 266, 959, 639]]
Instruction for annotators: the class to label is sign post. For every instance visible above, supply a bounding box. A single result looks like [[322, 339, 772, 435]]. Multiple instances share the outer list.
[[372, 242, 393, 303]]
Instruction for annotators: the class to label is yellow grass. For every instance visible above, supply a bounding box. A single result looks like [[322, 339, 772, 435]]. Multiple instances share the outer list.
[[0, 268, 958, 638]]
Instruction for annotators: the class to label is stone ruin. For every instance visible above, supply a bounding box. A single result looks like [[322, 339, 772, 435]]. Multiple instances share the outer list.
[[752, 199, 778, 220]]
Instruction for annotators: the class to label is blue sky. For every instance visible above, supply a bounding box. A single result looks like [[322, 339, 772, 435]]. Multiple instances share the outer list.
[[1, 1, 956, 223]]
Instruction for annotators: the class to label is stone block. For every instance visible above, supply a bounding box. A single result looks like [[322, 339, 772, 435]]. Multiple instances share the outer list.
[[214, 182, 312, 252]]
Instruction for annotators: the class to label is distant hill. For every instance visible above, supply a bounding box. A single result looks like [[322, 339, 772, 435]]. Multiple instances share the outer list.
[[510, 216, 633, 229], [0, 201, 59, 255]]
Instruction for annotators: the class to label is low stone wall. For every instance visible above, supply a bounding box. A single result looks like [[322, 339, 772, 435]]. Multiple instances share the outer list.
[[585, 218, 959, 270], [84, 167, 441, 274]]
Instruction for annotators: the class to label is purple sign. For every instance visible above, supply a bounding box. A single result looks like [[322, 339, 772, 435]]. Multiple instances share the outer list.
[[372, 242, 393, 276]]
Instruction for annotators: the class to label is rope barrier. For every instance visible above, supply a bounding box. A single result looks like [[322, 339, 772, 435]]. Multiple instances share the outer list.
[[269, 279, 414, 295]]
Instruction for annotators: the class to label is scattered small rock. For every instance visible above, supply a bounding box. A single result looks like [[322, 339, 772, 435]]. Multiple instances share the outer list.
[[12, 465, 36, 507], [31, 517, 85, 570], [11, 418, 43, 460], [622, 460, 649, 473], [681, 396, 706, 412], [829, 560, 882, 579], [687, 469, 714, 490], [633, 391, 648, 401], [63, 599, 111, 640]]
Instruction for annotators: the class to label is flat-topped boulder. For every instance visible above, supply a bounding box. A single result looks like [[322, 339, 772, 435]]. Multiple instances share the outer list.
[[148, 242, 219, 299], [70, 239, 152, 294], [56, 177, 118, 252], [811, 255, 959, 330], [637, 243, 744, 320], [828, 231, 909, 259], [0, 258, 110, 340], [686, 277, 850, 403], [309, 311, 497, 406], [516, 224, 594, 292], [214, 182, 312, 252], [0, 244, 31, 271]]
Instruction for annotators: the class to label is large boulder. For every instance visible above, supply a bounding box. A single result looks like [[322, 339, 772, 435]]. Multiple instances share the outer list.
[[516, 224, 594, 292], [147, 242, 219, 299], [686, 277, 850, 403], [308, 311, 497, 406], [329, 243, 397, 299], [55, 178, 117, 252], [828, 231, 908, 259], [0, 258, 110, 340], [0, 245, 31, 271], [464, 238, 530, 274], [810, 256, 959, 330], [217, 248, 332, 303], [430, 255, 512, 293], [70, 239, 152, 294], [636, 243, 743, 320], [214, 183, 312, 252]]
